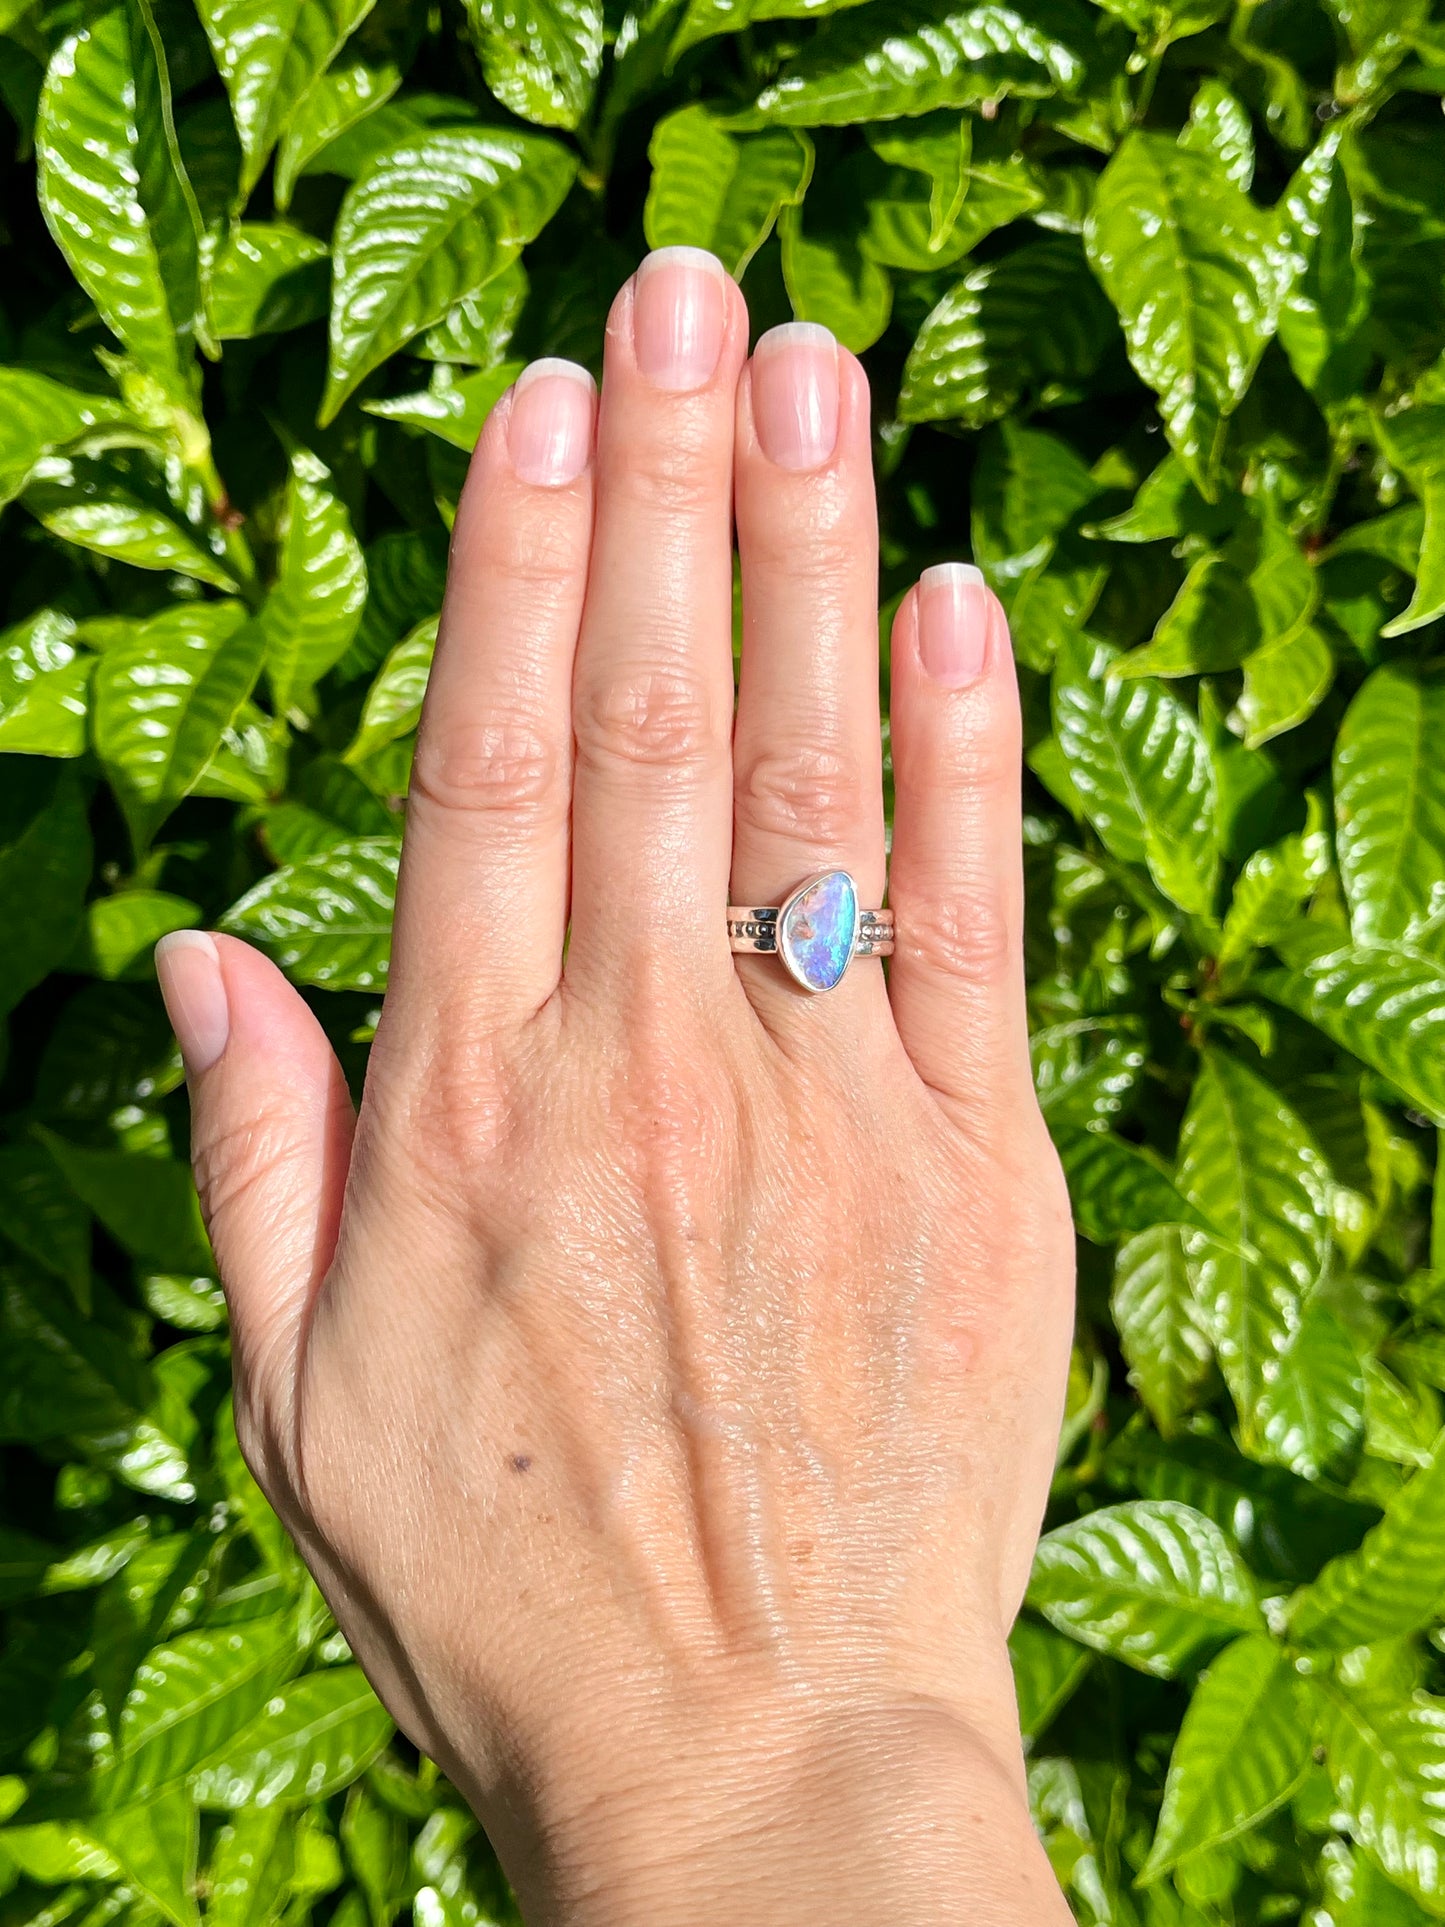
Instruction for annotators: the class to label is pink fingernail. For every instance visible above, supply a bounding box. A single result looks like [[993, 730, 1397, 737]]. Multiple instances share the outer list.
[[750, 322, 839, 471], [508, 359, 596, 485], [155, 930, 230, 1075], [917, 563, 992, 687], [632, 246, 727, 391]]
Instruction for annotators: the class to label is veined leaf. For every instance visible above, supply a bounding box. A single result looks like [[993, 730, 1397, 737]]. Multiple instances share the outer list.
[[195, 0, 376, 199], [1261, 941, 1445, 1125], [899, 235, 1116, 429], [36, 4, 204, 391], [203, 1806, 292, 1927], [85, 1789, 199, 1927], [1142, 1635, 1310, 1879], [1009, 1617, 1091, 1746], [40, 1137, 211, 1274], [322, 128, 576, 422], [1052, 631, 1219, 916], [1180, 77, 1254, 192], [260, 446, 367, 713], [207, 224, 331, 339], [1112, 1225, 1214, 1437], [778, 198, 893, 353], [221, 836, 400, 989], [0, 369, 132, 510], [645, 107, 811, 279], [1084, 132, 1286, 498], [1312, 1678, 1445, 1913], [92, 601, 263, 852], [1028, 1500, 1263, 1678], [752, 0, 1092, 126], [191, 1667, 393, 1808], [1179, 1050, 1331, 1457], [1334, 663, 1445, 947], [273, 54, 402, 209], [0, 608, 92, 758], [344, 616, 437, 764], [23, 450, 238, 590], [669, 0, 871, 61], [1230, 623, 1334, 750], [1218, 801, 1330, 964], [1055, 1126, 1208, 1244], [365, 364, 520, 451], [464, 0, 602, 130], [1259, 1292, 1365, 1484], [866, 111, 970, 252], [0, 763, 93, 1015], [1289, 1429, 1445, 1651], [1114, 515, 1317, 681]]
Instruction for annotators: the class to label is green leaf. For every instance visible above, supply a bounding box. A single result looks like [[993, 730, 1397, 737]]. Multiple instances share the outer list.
[[778, 197, 892, 352], [752, 0, 1091, 126], [1219, 802, 1330, 964], [1112, 1225, 1214, 1436], [260, 447, 367, 713], [204, 1806, 293, 1927], [273, 54, 401, 209], [208, 224, 331, 339], [417, 261, 527, 366], [191, 1667, 393, 1808], [1178, 1050, 1331, 1455], [645, 107, 811, 279], [85, 1788, 199, 1926], [24, 450, 239, 589], [196, 0, 376, 199], [92, 601, 264, 852], [36, 5, 204, 391], [345, 617, 437, 763], [1335, 663, 1445, 948], [0, 1267, 145, 1442], [866, 111, 970, 251], [40, 1138, 211, 1274], [1027, 1500, 1263, 1679], [1009, 1617, 1091, 1746], [669, 0, 869, 61], [1230, 623, 1334, 750], [1313, 1678, 1445, 1913], [1278, 131, 1369, 405], [1142, 1635, 1310, 1879], [341, 1780, 407, 1927], [1261, 941, 1445, 1125], [464, 0, 602, 130], [1289, 1428, 1445, 1650], [364, 364, 519, 452], [1055, 1127, 1209, 1243], [1258, 1292, 1365, 1484], [899, 235, 1116, 428], [1179, 78, 1254, 192], [1052, 631, 1219, 916], [0, 608, 92, 758], [0, 1141, 89, 1301], [1084, 132, 1286, 497], [77, 891, 200, 980], [0, 761, 93, 1015], [0, 369, 132, 510], [322, 128, 577, 423], [221, 836, 400, 989], [1115, 515, 1317, 680]]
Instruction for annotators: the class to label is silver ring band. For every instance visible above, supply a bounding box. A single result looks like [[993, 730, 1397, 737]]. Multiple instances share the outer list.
[[727, 871, 893, 994]]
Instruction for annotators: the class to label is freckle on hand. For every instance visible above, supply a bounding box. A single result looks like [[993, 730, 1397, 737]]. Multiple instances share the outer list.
[[510, 1454, 532, 1474]]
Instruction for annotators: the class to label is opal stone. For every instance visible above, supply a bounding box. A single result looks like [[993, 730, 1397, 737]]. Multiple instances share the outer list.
[[779, 871, 858, 992]]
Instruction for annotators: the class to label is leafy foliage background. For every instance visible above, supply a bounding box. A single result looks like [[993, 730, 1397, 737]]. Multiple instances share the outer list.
[[1, 0, 1444, 1919]]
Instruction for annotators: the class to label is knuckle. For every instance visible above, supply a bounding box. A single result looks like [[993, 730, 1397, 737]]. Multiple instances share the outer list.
[[611, 430, 722, 519], [735, 745, 871, 848], [574, 668, 724, 774], [410, 717, 563, 819], [897, 888, 1016, 986]]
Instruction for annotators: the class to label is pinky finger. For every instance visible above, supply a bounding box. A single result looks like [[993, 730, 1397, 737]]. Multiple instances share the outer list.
[[886, 565, 1032, 1116]]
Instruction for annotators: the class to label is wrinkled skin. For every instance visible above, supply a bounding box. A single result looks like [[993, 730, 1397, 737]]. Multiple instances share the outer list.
[[159, 251, 1075, 1926]]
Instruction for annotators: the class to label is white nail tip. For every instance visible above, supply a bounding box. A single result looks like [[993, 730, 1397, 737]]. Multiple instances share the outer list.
[[155, 928, 218, 961], [755, 320, 837, 357], [639, 245, 727, 284], [920, 562, 986, 591], [514, 357, 596, 394]]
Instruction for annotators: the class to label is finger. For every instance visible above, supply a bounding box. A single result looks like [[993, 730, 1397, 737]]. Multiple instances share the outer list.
[[155, 932, 355, 1428], [886, 566, 1032, 1112], [730, 324, 886, 1016], [388, 359, 596, 1039], [565, 248, 748, 999]]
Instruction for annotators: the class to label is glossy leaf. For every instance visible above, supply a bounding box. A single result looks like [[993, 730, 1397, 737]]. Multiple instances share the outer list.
[[1056, 1127, 1208, 1244], [1261, 941, 1445, 1125], [1231, 623, 1334, 750], [1142, 1636, 1310, 1878], [196, 0, 375, 198], [92, 601, 263, 851], [778, 198, 892, 352], [191, 1667, 392, 1808], [1112, 1225, 1213, 1437], [221, 836, 400, 989], [364, 364, 519, 452], [345, 617, 437, 763], [208, 224, 331, 338], [1009, 1617, 1091, 1746], [1313, 1679, 1445, 1913], [0, 762, 93, 1015], [1334, 663, 1445, 947], [0, 370, 132, 510], [1027, 1500, 1263, 1678], [0, 608, 92, 757], [1084, 132, 1286, 496], [645, 107, 811, 278], [36, 5, 204, 390], [322, 128, 576, 422], [464, 0, 602, 130], [273, 54, 402, 208], [260, 446, 367, 713], [24, 451, 238, 589]]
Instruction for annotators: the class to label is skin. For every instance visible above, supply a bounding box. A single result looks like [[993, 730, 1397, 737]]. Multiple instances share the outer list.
[[157, 251, 1077, 1925]]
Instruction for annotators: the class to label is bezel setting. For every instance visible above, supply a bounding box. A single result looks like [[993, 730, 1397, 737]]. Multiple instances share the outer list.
[[776, 869, 861, 994]]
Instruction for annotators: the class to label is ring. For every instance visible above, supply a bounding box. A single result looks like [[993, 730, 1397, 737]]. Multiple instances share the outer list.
[[727, 870, 894, 993]]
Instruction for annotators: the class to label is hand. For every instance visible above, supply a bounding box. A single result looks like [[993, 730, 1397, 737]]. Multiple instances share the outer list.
[[156, 248, 1075, 1925]]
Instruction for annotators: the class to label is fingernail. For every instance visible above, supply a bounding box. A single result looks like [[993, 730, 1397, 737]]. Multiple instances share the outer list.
[[750, 322, 839, 471], [632, 246, 727, 391], [918, 563, 992, 687], [508, 359, 596, 485], [155, 930, 229, 1075]]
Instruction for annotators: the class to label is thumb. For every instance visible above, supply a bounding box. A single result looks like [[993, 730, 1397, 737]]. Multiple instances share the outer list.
[[155, 930, 355, 1421]]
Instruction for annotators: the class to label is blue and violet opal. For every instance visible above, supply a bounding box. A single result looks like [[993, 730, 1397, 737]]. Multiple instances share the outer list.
[[780, 871, 858, 992]]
